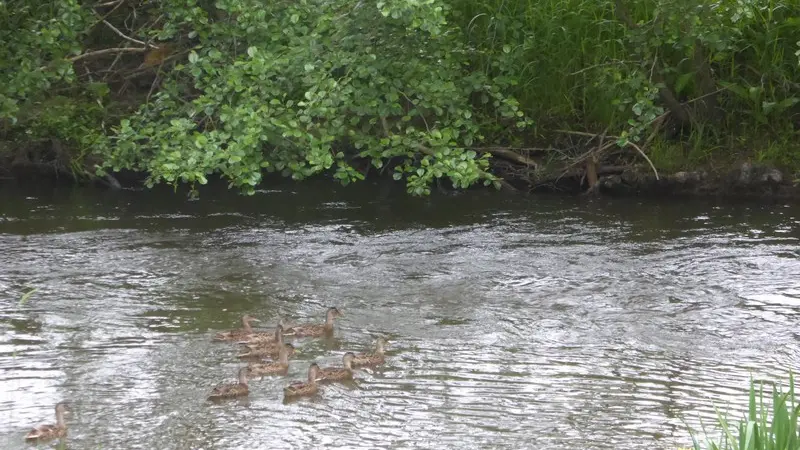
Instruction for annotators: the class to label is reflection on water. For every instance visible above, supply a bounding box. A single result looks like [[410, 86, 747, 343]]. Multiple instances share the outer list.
[[1, 180, 799, 449]]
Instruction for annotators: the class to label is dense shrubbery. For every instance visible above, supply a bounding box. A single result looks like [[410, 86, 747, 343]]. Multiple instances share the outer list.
[[1, 0, 798, 194]]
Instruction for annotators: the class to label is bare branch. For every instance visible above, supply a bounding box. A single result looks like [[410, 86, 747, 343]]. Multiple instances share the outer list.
[[625, 141, 659, 180], [95, 0, 125, 6], [100, 18, 157, 48], [68, 47, 148, 63]]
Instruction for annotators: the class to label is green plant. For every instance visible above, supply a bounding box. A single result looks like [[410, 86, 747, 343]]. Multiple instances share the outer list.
[[93, 0, 529, 196], [689, 373, 800, 450]]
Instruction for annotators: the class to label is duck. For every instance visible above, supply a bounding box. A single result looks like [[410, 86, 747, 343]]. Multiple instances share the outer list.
[[25, 402, 70, 442], [246, 344, 295, 378], [318, 352, 356, 382], [237, 325, 293, 359], [208, 367, 249, 400], [284, 307, 343, 337], [351, 337, 387, 367], [213, 315, 260, 341], [242, 319, 295, 344], [283, 363, 322, 399]]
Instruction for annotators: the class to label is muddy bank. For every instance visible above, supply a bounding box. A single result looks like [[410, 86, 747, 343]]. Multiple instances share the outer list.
[[2, 140, 798, 201], [493, 158, 800, 201]]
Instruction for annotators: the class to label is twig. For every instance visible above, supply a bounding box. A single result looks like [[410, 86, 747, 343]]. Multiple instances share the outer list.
[[68, 47, 148, 62], [468, 146, 552, 152], [553, 129, 622, 140], [570, 60, 627, 75], [398, 90, 429, 133], [643, 111, 669, 149], [99, 18, 157, 48], [625, 141, 659, 180]]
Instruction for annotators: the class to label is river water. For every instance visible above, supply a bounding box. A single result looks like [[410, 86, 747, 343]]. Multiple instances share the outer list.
[[1, 180, 799, 449]]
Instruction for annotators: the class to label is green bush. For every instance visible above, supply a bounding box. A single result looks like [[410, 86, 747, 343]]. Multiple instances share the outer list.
[[1, 0, 798, 194], [93, 0, 530, 195]]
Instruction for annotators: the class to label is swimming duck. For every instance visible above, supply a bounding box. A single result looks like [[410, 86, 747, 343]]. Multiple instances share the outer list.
[[318, 352, 356, 382], [213, 315, 260, 341], [237, 325, 293, 359], [283, 363, 322, 399], [208, 367, 249, 399], [351, 337, 387, 367], [25, 402, 70, 442], [246, 344, 295, 378], [284, 307, 343, 337], [243, 319, 295, 344]]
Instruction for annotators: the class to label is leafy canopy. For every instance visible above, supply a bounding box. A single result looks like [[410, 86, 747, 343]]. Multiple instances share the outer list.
[[93, 0, 528, 195]]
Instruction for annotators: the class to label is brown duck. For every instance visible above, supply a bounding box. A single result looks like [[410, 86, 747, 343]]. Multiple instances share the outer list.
[[237, 325, 293, 359], [213, 315, 260, 341], [284, 363, 322, 399], [208, 367, 249, 400], [242, 319, 295, 344], [246, 344, 295, 378], [284, 307, 343, 337], [25, 402, 70, 442], [318, 352, 356, 382], [352, 337, 387, 367]]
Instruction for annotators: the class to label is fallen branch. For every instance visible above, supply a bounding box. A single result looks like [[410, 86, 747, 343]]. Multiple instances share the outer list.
[[481, 147, 539, 168]]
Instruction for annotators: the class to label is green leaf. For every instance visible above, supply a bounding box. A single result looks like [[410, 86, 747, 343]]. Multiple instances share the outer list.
[[188, 51, 199, 64], [674, 72, 694, 94]]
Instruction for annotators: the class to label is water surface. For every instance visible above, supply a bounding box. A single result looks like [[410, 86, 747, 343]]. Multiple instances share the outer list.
[[1, 181, 799, 449]]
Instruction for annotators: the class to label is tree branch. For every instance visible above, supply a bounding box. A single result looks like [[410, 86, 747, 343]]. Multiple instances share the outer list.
[[100, 17, 157, 48], [68, 47, 149, 63]]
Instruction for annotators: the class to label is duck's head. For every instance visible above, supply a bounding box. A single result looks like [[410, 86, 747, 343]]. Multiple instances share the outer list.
[[375, 337, 388, 353], [308, 363, 321, 381], [280, 343, 296, 357], [274, 324, 285, 343], [342, 352, 356, 369], [238, 366, 250, 385], [55, 402, 72, 415], [242, 315, 260, 325], [326, 307, 343, 320]]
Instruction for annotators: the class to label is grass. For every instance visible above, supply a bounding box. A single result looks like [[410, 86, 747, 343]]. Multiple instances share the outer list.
[[18, 287, 37, 307], [687, 373, 800, 450], [448, 0, 800, 175]]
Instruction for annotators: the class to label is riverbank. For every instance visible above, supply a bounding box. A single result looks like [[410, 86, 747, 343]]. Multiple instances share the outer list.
[[498, 160, 799, 200], [2, 147, 798, 202]]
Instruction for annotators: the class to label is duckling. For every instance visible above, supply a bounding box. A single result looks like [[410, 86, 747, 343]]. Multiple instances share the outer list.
[[284, 363, 322, 399], [284, 307, 343, 337], [318, 352, 356, 382], [214, 315, 260, 341], [246, 344, 295, 378], [237, 325, 293, 360], [243, 319, 295, 344], [25, 402, 70, 442], [351, 337, 387, 367], [208, 367, 249, 399]]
